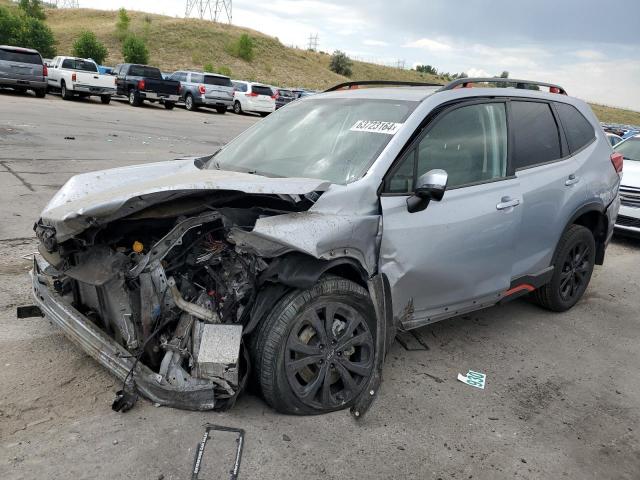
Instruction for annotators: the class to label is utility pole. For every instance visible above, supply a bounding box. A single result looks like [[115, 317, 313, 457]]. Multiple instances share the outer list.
[[307, 33, 319, 51], [185, 0, 232, 23]]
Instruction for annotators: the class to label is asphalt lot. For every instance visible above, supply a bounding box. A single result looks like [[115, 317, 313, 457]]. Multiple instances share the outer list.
[[1, 91, 640, 480]]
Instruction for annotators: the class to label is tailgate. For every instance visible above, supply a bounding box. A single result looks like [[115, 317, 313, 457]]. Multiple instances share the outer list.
[[145, 78, 180, 95], [0, 61, 43, 81], [76, 72, 115, 88]]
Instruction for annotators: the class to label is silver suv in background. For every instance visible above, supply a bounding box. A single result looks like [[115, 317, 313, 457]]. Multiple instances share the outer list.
[[170, 70, 234, 113], [0, 45, 47, 98], [30, 78, 620, 418]]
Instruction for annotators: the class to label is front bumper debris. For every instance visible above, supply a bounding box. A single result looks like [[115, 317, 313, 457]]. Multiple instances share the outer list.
[[30, 256, 217, 410]]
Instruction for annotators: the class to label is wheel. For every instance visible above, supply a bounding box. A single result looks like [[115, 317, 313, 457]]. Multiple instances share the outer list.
[[100, 95, 111, 104], [184, 94, 197, 111], [164, 101, 175, 110], [252, 276, 376, 415], [533, 224, 595, 312], [215, 106, 226, 114], [34, 88, 46, 98], [128, 89, 141, 106], [61, 81, 72, 100], [233, 100, 242, 114]]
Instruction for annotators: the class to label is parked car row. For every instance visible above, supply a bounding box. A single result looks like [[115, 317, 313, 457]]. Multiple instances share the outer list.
[[1, 44, 315, 118]]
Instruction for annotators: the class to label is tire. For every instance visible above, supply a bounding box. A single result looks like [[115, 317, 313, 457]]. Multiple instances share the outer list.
[[164, 101, 175, 110], [233, 100, 243, 114], [61, 81, 73, 100], [128, 89, 141, 106], [215, 106, 226, 114], [252, 275, 376, 415], [184, 94, 197, 111], [533, 224, 595, 312], [100, 95, 111, 104], [34, 88, 46, 98]]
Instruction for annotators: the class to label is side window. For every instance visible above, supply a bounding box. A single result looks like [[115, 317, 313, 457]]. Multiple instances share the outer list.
[[554, 102, 595, 153], [61, 58, 74, 69], [387, 102, 508, 192], [511, 101, 562, 169], [190, 73, 203, 83]]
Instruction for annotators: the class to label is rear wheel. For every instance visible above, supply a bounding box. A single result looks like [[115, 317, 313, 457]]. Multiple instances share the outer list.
[[128, 89, 141, 106], [252, 276, 376, 415], [164, 101, 175, 110], [533, 224, 595, 312], [184, 94, 197, 111], [215, 106, 226, 114], [233, 100, 242, 114], [100, 95, 111, 104], [61, 81, 73, 100], [34, 88, 46, 98]]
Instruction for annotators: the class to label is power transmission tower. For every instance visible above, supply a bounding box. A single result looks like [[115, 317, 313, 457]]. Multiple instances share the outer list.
[[395, 59, 406, 70], [185, 0, 232, 23], [56, 0, 80, 7], [307, 33, 319, 51]]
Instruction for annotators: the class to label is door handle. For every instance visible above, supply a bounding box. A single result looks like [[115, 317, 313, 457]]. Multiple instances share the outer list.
[[496, 197, 520, 210], [565, 174, 580, 186]]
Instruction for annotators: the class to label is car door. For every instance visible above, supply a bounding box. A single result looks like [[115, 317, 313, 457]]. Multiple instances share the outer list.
[[507, 100, 583, 279], [379, 100, 523, 330]]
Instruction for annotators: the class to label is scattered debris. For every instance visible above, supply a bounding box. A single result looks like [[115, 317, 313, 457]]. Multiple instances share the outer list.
[[422, 372, 444, 383], [282, 434, 291, 442], [396, 330, 429, 351], [191, 424, 245, 480], [16, 305, 44, 319], [113, 440, 118, 445], [457, 370, 486, 389], [64, 136, 75, 140]]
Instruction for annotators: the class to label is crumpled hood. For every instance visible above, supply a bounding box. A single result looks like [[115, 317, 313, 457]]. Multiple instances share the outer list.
[[39, 158, 330, 242]]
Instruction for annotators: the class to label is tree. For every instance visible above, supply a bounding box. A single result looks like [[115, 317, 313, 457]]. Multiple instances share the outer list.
[[116, 8, 130, 41], [122, 35, 149, 64], [20, 16, 56, 57], [329, 50, 352, 77], [416, 64, 437, 75], [18, 0, 45, 20], [499, 70, 509, 78], [72, 31, 108, 65]]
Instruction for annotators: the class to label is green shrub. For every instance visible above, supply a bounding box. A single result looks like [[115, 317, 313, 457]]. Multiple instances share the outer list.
[[216, 65, 232, 77], [229, 33, 254, 62], [203, 62, 214, 72], [18, 0, 45, 20], [0, 5, 55, 57], [72, 31, 108, 65], [122, 35, 149, 64], [329, 50, 352, 77], [115, 8, 130, 41]]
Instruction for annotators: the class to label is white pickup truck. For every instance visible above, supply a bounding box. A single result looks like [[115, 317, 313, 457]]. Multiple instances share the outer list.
[[47, 56, 116, 104]]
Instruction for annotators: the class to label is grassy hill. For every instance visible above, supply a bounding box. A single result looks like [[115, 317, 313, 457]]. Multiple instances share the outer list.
[[2, 1, 639, 125]]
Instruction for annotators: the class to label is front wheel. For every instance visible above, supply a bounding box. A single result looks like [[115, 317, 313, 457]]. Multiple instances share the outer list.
[[533, 224, 595, 312], [100, 95, 111, 104], [252, 276, 376, 415], [164, 101, 175, 110]]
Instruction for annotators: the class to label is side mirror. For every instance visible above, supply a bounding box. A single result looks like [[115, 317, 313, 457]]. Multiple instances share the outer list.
[[406, 169, 448, 213]]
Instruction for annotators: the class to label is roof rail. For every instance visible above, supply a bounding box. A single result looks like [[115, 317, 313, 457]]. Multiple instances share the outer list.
[[324, 80, 443, 92], [439, 77, 567, 95]]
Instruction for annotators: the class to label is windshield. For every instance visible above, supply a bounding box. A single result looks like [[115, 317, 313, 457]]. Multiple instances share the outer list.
[[211, 97, 417, 184], [615, 137, 640, 162]]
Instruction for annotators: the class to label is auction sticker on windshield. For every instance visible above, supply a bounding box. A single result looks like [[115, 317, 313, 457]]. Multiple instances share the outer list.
[[350, 120, 403, 135]]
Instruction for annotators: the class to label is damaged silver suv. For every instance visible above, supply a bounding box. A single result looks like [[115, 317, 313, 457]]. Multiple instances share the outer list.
[[30, 78, 621, 417]]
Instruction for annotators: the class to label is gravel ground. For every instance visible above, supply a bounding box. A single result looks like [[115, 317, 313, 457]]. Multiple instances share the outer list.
[[1, 91, 639, 480]]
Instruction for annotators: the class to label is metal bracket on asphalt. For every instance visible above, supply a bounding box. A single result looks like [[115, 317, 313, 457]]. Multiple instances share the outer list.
[[396, 330, 429, 351], [192, 424, 245, 480], [16, 305, 44, 319]]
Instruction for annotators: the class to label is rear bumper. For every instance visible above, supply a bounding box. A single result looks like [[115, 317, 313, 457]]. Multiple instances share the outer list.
[[244, 99, 275, 113], [73, 84, 116, 95], [0, 77, 46, 89], [140, 92, 180, 102], [30, 256, 216, 410], [199, 96, 233, 107]]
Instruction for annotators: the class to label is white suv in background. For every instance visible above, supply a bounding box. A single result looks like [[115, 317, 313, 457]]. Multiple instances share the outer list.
[[231, 80, 275, 116], [614, 135, 640, 236]]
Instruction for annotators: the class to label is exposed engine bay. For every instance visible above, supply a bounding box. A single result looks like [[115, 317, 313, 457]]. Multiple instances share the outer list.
[[34, 195, 312, 411]]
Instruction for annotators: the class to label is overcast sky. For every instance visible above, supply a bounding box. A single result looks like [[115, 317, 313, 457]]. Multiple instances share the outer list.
[[80, 0, 640, 110]]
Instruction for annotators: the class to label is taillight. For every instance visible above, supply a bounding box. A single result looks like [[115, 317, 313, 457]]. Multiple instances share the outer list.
[[42, 64, 48, 77], [72, 72, 77, 82], [177, 82, 181, 94], [247, 92, 258, 97], [611, 152, 623, 174], [549, 86, 560, 94], [272, 89, 279, 99], [198, 84, 206, 95], [137, 79, 145, 90]]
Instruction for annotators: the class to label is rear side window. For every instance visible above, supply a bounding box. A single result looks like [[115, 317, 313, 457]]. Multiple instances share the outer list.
[[511, 101, 562, 169], [554, 102, 596, 153], [190, 73, 203, 83], [233, 82, 247, 92], [0, 48, 42, 64], [252, 85, 273, 96], [204, 75, 232, 87]]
